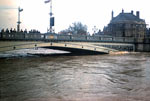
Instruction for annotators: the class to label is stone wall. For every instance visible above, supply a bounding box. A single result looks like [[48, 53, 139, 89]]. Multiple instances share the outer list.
[[135, 43, 150, 52]]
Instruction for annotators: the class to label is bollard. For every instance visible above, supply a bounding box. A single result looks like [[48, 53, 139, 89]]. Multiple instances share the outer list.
[[35, 44, 38, 50], [13, 46, 16, 50], [50, 42, 52, 46]]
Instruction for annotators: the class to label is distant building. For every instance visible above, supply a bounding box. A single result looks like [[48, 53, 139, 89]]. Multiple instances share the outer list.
[[103, 10, 146, 37]]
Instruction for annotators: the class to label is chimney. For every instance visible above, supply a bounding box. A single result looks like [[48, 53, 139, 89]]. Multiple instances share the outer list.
[[112, 10, 114, 19], [136, 11, 140, 18], [131, 10, 134, 15]]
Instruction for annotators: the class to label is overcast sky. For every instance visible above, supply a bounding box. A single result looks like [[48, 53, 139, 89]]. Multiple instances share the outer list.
[[0, 0, 150, 33]]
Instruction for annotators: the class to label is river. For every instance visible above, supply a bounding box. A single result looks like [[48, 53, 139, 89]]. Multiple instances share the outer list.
[[0, 51, 150, 101]]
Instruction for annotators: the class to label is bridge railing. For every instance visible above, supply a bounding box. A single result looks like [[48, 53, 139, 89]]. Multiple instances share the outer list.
[[0, 32, 150, 43]]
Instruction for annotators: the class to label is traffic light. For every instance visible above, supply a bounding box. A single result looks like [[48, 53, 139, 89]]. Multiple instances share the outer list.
[[50, 17, 54, 26]]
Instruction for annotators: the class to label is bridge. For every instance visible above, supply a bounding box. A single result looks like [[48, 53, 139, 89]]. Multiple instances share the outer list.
[[0, 41, 130, 55], [0, 32, 150, 55]]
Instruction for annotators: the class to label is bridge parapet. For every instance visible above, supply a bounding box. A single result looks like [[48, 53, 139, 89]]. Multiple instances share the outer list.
[[1, 32, 150, 43]]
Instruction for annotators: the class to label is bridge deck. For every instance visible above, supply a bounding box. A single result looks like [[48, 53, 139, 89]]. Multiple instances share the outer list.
[[0, 41, 124, 53], [0, 41, 129, 54]]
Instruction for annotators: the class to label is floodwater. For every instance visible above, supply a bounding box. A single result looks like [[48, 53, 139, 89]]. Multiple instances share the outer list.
[[0, 51, 150, 101]]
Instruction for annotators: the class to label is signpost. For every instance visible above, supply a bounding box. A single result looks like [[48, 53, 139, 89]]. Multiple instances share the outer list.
[[17, 7, 23, 32]]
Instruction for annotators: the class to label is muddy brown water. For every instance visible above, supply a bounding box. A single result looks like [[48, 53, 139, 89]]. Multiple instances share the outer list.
[[0, 52, 150, 101]]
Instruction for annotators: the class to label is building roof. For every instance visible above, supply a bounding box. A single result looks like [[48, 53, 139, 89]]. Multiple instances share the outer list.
[[110, 12, 145, 24]]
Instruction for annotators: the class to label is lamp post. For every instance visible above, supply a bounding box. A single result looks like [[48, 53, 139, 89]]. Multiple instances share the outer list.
[[92, 26, 98, 35]]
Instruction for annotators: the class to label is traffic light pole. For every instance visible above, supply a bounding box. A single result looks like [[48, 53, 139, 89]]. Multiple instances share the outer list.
[[50, 0, 53, 33]]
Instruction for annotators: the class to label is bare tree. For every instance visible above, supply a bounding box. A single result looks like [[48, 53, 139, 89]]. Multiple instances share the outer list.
[[68, 22, 87, 35], [59, 22, 88, 35]]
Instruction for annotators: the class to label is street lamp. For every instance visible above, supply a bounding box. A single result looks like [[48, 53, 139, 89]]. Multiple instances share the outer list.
[[92, 26, 98, 35]]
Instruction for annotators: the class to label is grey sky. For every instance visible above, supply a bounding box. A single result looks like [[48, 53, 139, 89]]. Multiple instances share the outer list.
[[0, 0, 150, 33]]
